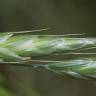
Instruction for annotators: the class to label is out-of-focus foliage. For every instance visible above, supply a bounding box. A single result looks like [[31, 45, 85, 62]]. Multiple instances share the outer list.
[[0, 73, 13, 96], [0, 86, 12, 96]]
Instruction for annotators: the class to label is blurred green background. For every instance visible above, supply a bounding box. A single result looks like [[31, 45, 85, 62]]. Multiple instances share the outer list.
[[0, 0, 96, 96]]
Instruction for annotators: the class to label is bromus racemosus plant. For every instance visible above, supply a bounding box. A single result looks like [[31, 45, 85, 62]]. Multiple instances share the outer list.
[[0, 29, 96, 79]]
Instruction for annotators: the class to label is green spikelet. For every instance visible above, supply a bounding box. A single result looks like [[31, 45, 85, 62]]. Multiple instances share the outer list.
[[0, 32, 96, 62], [44, 57, 96, 79]]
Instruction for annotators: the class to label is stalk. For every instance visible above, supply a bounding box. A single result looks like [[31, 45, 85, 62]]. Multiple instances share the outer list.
[[0, 32, 96, 62]]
